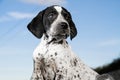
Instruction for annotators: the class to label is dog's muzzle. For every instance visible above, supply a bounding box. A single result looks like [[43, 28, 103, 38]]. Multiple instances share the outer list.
[[49, 22, 69, 41], [60, 22, 68, 29], [56, 22, 69, 37]]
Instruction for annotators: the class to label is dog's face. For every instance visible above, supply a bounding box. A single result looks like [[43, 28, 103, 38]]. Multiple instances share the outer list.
[[27, 5, 77, 40]]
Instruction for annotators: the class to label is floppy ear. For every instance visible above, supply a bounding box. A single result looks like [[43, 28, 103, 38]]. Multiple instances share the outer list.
[[69, 20, 77, 40], [27, 11, 45, 39]]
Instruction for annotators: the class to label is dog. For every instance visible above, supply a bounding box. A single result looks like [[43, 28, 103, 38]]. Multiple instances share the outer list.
[[27, 5, 114, 80]]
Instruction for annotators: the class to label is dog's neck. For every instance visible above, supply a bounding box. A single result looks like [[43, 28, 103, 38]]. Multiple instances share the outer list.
[[41, 34, 68, 45]]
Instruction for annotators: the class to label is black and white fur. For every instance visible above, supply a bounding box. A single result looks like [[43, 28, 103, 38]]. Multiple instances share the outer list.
[[27, 5, 113, 80]]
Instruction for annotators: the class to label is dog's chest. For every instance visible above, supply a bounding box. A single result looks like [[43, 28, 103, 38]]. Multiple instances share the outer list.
[[32, 40, 98, 80], [33, 40, 72, 64]]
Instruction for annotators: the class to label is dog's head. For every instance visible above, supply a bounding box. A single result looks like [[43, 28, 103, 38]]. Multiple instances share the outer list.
[[27, 5, 77, 41]]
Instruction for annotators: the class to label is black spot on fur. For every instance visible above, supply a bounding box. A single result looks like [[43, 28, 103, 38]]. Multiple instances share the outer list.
[[73, 58, 78, 66], [57, 70, 59, 73], [36, 57, 39, 60], [57, 75, 63, 80], [77, 74, 80, 78], [47, 64, 50, 67], [74, 75, 76, 78], [50, 55, 53, 57], [59, 62, 62, 64], [55, 52, 57, 56], [38, 53, 40, 55], [36, 68, 39, 70]]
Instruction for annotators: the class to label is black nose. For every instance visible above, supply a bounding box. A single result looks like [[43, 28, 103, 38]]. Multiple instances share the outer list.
[[60, 22, 68, 29]]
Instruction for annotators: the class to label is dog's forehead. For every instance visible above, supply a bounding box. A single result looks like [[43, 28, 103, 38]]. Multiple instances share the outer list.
[[54, 6, 62, 13], [44, 5, 69, 15], [44, 6, 63, 14]]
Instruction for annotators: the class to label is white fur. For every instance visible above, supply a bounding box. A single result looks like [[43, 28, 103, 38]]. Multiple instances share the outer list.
[[54, 6, 62, 12]]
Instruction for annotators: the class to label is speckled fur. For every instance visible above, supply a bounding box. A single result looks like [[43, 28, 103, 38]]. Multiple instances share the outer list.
[[30, 35, 99, 80]]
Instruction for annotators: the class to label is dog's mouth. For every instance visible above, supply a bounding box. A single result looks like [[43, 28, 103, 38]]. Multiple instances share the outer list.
[[46, 28, 70, 44], [46, 33, 69, 44], [49, 29, 69, 39], [52, 34, 69, 39]]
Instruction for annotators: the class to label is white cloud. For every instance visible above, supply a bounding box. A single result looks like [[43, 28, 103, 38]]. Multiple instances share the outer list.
[[98, 39, 120, 47], [7, 12, 35, 19], [0, 12, 35, 22], [20, 0, 66, 6]]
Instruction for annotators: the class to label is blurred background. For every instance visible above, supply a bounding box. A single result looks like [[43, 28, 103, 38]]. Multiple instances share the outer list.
[[0, 0, 120, 80]]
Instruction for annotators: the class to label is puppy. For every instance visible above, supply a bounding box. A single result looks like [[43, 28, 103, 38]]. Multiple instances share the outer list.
[[27, 5, 113, 80]]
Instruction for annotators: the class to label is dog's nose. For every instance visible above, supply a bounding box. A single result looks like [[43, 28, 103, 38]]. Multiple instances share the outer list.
[[60, 22, 68, 29]]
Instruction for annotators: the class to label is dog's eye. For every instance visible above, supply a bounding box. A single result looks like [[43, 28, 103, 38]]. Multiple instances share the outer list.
[[48, 13, 54, 19], [64, 13, 71, 21]]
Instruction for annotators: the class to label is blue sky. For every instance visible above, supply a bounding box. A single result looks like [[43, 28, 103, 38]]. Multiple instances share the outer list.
[[0, 0, 120, 80]]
